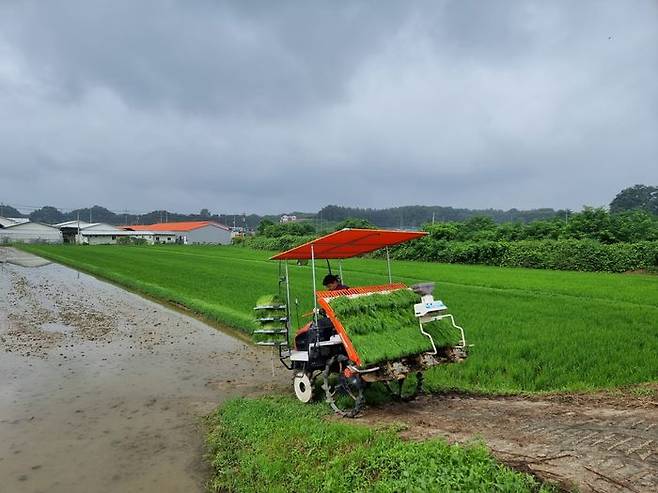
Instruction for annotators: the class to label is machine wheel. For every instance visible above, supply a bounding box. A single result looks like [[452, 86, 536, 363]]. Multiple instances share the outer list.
[[293, 371, 314, 403], [384, 372, 424, 402], [322, 354, 364, 418]]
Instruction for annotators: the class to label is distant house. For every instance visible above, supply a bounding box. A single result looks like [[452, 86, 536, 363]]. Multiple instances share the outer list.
[[124, 221, 231, 245], [56, 222, 176, 245], [280, 215, 297, 223], [0, 217, 17, 228], [0, 218, 63, 244]]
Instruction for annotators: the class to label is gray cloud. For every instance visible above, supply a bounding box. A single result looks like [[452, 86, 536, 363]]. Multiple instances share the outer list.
[[0, 0, 656, 215]]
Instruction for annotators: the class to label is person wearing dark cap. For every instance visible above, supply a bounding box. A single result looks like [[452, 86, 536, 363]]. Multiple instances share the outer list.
[[322, 274, 349, 291]]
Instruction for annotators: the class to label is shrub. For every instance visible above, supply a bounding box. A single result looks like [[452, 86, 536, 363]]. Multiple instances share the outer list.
[[391, 238, 658, 273], [235, 234, 314, 252]]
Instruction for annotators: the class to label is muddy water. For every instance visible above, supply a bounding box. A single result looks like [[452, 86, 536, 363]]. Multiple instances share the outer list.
[[0, 251, 289, 493]]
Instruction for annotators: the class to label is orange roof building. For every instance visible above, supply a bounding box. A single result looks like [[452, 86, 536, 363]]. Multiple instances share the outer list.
[[123, 221, 231, 244]]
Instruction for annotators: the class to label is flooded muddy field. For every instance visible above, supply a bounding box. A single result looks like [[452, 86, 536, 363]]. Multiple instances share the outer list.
[[0, 249, 288, 493]]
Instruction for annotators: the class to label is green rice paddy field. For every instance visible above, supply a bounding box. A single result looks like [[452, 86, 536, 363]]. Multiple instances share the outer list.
[[20, 244, 658, 394]]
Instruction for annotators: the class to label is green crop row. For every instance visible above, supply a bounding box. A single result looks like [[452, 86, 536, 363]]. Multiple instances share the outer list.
[[390, 238, 658, 272], [206, 395, 555, 492], [18, 244, 658, 393]]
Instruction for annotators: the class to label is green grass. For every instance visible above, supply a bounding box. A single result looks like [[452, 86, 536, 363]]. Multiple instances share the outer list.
[[206, 395, 555, 493], [329, 289, 459, 366], [19, 244, 658, 393]]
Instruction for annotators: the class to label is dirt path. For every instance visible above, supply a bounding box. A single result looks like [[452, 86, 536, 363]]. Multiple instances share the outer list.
[[361, 390, 658, 492], [0, 248, 288, 493]]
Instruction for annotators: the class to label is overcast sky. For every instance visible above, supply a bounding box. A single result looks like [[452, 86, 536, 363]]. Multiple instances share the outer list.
[[1, 1, 656, 215]]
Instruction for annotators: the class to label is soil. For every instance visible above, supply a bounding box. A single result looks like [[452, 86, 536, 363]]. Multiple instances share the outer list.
[[0, 248, 289, 493], [360, 389, 658, 492]]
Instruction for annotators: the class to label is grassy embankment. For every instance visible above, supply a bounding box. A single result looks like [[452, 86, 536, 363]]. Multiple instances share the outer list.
[[207, 395, 555, 493], [20, 244, 657, 491]]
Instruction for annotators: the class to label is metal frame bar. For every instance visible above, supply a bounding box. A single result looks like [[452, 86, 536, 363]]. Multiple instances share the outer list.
[[419, 313, 467, 350], [284, 261, 291, 345], [385, 246, 392, 284], [311, 244, 318, 324]]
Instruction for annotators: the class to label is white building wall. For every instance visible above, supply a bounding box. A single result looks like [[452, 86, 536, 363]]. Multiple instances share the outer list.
[[78, 232, 177, 245], [186, 225, 231, 244], [83, 235, 118, 245], [0, 217, 17, 227], [0, 223, 63, 244], [132, 233, 176, 245]]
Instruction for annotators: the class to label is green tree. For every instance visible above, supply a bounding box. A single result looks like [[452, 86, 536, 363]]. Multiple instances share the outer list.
[[495, 222, 525, 241], [29, 206, 67, 224], [563, 207, 616, 243], [257, 219, 275, 236], [610, 184, 657, 214], [524, 219, 564, 240], [260, 221, 316, 237], [334, 218, 375, 230], [609, 210, 658, 242], [462, 216, 497, 240], [425, 222, 461, 240]]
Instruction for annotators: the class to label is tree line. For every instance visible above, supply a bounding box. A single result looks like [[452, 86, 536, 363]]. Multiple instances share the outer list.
[[318, 185, 658, 228], [0, 204, 267, 229]]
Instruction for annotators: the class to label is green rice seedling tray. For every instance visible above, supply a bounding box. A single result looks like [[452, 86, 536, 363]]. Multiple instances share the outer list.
[[328, 289, 460, 367], [253, 294, 288, 345]]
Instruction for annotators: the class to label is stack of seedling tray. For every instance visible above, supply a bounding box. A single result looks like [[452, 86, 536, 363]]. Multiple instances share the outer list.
[[329, 289, 460, 367], [253, 294, 288, 346]]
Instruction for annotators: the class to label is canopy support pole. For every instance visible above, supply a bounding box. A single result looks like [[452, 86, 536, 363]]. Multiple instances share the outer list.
[[311, 245, 318, 324], [339, 259, 344, 284], [386, 246, 392, 284], [284, 261, 291, 346]]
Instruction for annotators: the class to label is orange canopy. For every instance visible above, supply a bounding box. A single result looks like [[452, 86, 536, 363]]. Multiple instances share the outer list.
[[270, 228, 427, 260]]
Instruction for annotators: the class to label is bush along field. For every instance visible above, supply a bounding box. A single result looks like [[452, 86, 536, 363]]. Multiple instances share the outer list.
[[238, 208, 658, 273], [390, 237, 658, 273], [206, 395, 555, 493]]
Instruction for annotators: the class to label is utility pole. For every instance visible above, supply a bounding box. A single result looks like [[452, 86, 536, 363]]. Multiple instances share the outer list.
[[432, 211, 435, 225]]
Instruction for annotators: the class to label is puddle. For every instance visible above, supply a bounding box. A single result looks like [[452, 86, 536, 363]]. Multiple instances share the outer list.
[[0, 260, 289, 493], [40, 322, 75, 334]]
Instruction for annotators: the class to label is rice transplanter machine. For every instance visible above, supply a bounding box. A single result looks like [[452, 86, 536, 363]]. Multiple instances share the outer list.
[[253, 228, 468, 417]]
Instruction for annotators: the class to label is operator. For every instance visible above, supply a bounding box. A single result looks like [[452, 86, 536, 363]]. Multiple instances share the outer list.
[[322, 274, 349, 291]]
